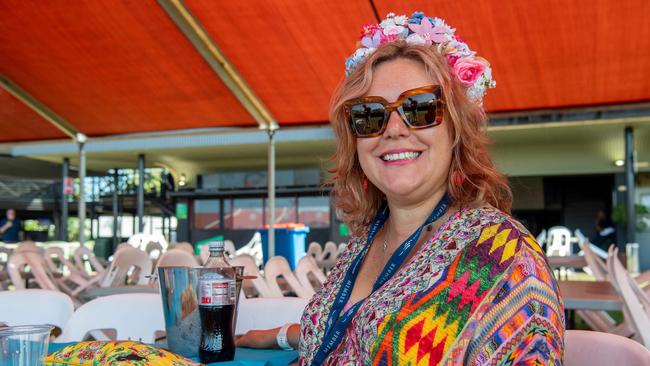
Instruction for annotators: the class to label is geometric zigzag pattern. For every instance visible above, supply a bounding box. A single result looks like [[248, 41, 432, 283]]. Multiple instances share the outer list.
[[297, 208, 564, 366], [461, 247, 564, 366], [370, 221, 563, 366]]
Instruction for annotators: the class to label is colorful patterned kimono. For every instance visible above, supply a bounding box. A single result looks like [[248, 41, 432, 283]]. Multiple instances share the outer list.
[[299, 206, 564, 365]]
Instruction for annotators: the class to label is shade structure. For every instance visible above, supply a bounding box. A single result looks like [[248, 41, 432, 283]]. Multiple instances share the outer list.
[[0, 0, 649, 142], [0, 89, 67, 142]]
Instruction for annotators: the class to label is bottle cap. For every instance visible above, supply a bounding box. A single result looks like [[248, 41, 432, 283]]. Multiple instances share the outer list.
[[208, 240, 225, 251]]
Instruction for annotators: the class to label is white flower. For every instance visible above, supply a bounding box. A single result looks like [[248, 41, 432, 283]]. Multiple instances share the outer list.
[[380, 18, 396, 28], [467, 84, 484, 104], [383, 25, 405, 35], [394, 15, 408, 25], [406, 33, 427, 45], [352, 47, 374, 63]]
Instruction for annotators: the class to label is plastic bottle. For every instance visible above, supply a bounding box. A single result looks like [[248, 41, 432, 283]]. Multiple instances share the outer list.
[[198, 241, 236, 362]]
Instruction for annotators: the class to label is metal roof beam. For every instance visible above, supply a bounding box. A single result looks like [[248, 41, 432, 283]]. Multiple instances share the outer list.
[[158, 0, 279, 131], [0, 74, 81, 140]]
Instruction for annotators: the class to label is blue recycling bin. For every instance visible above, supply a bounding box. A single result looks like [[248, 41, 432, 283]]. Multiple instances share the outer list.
[[259, 224, 310, 270]]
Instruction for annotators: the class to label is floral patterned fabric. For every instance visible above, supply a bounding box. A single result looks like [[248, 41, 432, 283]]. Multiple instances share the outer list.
[[44, 341, 200, 366], [299, 206, 564, 365]]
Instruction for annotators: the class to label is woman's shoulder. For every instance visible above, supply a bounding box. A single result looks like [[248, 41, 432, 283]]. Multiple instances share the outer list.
[[460, 205, 538, 245], [447, 205, 546, 267]]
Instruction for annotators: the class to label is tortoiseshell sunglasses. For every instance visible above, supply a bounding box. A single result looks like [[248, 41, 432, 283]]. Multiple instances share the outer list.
[[344, 85, 444, 138]]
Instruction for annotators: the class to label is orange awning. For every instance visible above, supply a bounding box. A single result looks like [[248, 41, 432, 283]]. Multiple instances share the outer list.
[[0, 0, 648, 143]]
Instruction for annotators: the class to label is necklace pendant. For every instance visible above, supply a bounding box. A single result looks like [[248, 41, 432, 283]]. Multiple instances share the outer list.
[[383, 241, 388, 251]]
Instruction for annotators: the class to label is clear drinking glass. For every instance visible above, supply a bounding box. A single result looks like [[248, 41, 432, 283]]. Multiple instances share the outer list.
[[0, 325, 53, 366], [626, 243, 640, 276]]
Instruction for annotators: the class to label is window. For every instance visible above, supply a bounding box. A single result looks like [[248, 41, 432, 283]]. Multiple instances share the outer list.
[[298, 196, 330, 228], [193, 200, 221, 230], [224, 198, 264, 229], [266, 197, 297, 225]]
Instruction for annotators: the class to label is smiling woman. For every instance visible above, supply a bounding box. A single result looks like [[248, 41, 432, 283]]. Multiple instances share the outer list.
[[237, 12, 564, 366]]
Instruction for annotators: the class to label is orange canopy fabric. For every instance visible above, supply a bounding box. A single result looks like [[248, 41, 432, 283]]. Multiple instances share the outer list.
[[0, 89, 67, 142], [0, 1, 255, 142], [0, 0, 648, 143]]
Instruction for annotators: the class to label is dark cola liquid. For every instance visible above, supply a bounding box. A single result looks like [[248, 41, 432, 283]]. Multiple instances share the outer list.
[[199, 304, 236, 362]]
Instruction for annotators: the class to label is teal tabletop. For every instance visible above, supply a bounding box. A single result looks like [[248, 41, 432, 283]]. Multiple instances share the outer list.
[[48, 343, 298, 366]]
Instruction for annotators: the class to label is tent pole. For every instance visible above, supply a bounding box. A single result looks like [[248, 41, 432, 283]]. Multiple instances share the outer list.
[[137, 154, 145, 233], [112, 168, 119, 249], [268, 129, 276, 258], [625, 127, 636, 243], [77, 135, 87, 246], [60, 158, 69, 241]]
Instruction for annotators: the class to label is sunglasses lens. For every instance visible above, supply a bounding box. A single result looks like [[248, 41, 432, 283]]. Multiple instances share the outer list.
[[349, 102, 386, 136], [401, 93, 439, 127]]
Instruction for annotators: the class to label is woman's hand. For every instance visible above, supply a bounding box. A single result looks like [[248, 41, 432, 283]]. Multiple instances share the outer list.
[[236, 328, 280, 349]]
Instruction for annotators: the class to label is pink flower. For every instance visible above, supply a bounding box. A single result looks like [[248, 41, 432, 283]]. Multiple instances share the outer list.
[[360, 24, 380, 38], [408, 17, 449, 45], [379, 32, 398, 44], [361, 31, 382, 48], [453, 58, 486, 86], [447, 55, 460, 67]]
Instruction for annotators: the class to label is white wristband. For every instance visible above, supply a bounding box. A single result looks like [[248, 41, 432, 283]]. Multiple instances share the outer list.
[[276, 323, 294, 351]]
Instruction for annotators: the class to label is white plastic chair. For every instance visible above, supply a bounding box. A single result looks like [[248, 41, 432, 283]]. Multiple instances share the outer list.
[[144, 241, 164, 260], [229, 254, 273, 298], [199, 244, 210, 265], [295, 255, 326, 296], [235, 297, 308, 335], [170, 242, 194, 256], [306, 242, 323, 261], [224, 240, 236, 258], [128, 233, 169, 252], [14, 241, 42, 254], [263, 256, 312, 298], [155, 249, 199, 268], [44, 246, 94, 298], [101, 246, 152, 287], [0, 246, 12, 290], [608, 247, 650, 347], [7, 251, 59, 291], [0, 289, 74, 331], [234, 233, 264, 266], [546, 226, 572, 257], [564, 330, 650, 365], [338, 242, 347, 256], [58, 293, 165, 342], [318, 241, 339, 270], [73, 245, 106, 280]]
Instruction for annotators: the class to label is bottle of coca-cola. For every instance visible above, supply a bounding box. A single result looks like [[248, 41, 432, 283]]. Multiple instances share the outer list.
[[198, 241, 236, 362]]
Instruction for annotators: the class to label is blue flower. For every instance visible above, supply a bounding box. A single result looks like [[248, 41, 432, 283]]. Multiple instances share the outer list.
[[409, 11, 424, 24]]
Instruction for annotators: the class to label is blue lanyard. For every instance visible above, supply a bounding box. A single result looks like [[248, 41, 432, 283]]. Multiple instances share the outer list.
[[311, 193, 450, 366]]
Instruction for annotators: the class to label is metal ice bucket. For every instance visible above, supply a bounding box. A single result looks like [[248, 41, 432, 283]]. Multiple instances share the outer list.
[[157, 266, 243, 359]]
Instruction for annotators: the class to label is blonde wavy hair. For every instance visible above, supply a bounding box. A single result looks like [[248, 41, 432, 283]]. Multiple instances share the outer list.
[[328, 41, 512, 234]]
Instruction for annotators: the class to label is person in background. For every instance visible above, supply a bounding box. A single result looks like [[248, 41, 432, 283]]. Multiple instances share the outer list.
[[0, 208, 23, 243], [238, 11, 564, 365], [591, 209, 616, 250]]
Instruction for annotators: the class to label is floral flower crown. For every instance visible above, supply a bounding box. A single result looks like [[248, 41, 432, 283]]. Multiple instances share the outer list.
[[345, 12, 496, 105]]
